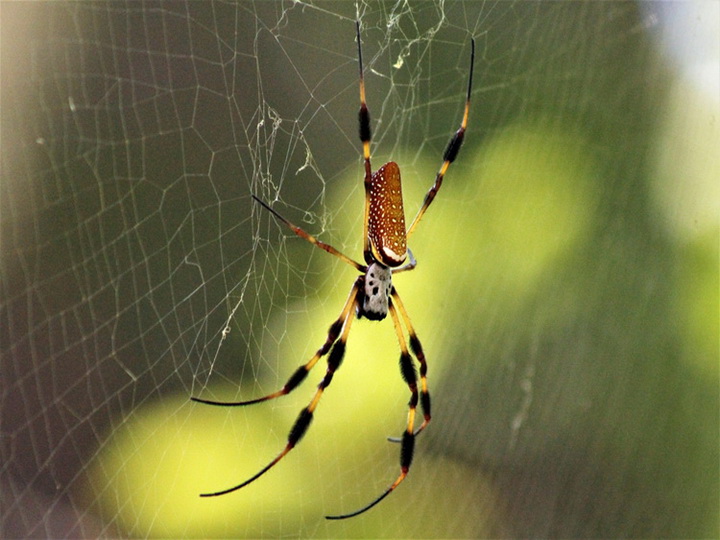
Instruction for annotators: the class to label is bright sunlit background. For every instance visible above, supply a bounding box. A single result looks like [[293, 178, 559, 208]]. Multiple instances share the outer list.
[[2, 2, 717, 538]]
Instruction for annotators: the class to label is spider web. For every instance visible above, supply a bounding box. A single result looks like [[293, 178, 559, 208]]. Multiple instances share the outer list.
[[1, 1, 718, 538]]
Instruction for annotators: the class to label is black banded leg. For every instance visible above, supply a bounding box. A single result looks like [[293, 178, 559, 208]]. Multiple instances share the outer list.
[[406, 37, 475, 240], [198, 283, 359, 498], [391, 289, 431, 435], [325, 300, 417, 520], [356, 20, 374, 263], [191, 279, 362, 408]]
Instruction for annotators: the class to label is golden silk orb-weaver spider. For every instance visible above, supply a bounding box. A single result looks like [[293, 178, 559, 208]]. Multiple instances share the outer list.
[[191, 21, 474, 520]]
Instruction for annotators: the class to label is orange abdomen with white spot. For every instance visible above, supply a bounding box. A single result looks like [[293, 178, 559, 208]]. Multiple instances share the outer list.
[[368, 162, 407, 267]]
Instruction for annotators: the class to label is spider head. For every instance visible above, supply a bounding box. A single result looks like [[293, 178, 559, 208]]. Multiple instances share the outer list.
[[359, 262, 392, 321]]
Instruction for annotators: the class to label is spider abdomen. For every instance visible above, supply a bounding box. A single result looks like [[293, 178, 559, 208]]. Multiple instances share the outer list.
[[359, 262, 392, 320], [368, 162, 407, 267]]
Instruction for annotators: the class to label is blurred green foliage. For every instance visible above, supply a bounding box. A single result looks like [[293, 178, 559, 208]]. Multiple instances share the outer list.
[[78, 3, 718, 538]]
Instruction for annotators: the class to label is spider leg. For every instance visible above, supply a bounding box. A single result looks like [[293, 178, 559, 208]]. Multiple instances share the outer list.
[[389, 248, 416, 274], [191, 278, 361, 407], [355, 20, 375, 264], [325, 298, 419, 519], [252, 195, 365, 271], [388, 288, 431, 438], [406, 37, 475, 240], [199, 280, 360, 497]]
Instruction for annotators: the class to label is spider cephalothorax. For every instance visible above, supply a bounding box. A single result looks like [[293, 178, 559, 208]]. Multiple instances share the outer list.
[[192, 20, 474, 520], [360, 262, 393, 320]]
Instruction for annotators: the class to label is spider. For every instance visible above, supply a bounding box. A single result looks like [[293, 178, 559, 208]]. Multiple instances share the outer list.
[[192, 21, 474, 520]]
